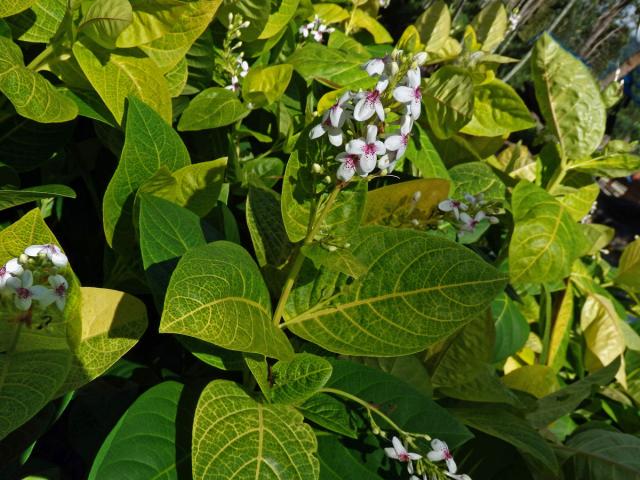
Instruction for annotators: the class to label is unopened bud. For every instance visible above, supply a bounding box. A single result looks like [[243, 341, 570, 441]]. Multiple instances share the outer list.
[[323, 175, 332, 184], [311, 163, 323, 174], [389, 61, 399, 76], [413, 52, 427, 65], [412, 190, 422, 203], [411, 218, 420, 226], [327, 245, 337, 252], [344, 242, 351, 248], [240, 20, 250, 29], [372, 425, 380, 435], [19, 254, 29, 265], [228, 12, 233, 24]]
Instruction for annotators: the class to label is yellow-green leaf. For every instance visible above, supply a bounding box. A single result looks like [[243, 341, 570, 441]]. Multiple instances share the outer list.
[[414, 0, 450, 52], [471, 0, 508, 52], [243, 64, 293, 107], [502, 364, 559, 398], [351, 9, 392, 44], [258, 0, 299, 39], [0, 0, 36, 17], [616, 237, 640, 291], [78, 0, 132, 50]]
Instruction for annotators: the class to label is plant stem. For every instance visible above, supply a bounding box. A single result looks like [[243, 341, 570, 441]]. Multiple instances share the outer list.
[[26, 45, 56, 71], [319, 387, 425, 438], [272, 184, 343, 326], [539, 284, 552, 365]]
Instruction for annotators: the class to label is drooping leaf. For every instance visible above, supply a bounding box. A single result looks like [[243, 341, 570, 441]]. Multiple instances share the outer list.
[[616, 237, 640, 291], [471, 0, 508, 52], [492, 293, 529, 363], [0, 37, 77, 123], [452, 406, 559, 476], [89, 381, 190, 479], [178, 87, 249, 131], [414, 0, 450, 52], [161, 241, 294, 360], [192, 380, 319, 479], [138, 194, 208, 309], [73, 39, 171, 124], [326, 359, 472, 448], [271, 353, 333, 405], [286, 226, 507, 356], [531, 33, 605, 160], [561, 429, 640, 479], [139, 0, 222, 72], [103, 96, 190, 249], [6, 0, 66, 43], [243, 64, 293, 107], [0, 184, 76, 211], [460, 79, 534, 136], [78, 0, 132, 49], [57, 287, 147, 396], [364, 178, 449, 227], [423, 66, 474, 139], [509, 181, 585, 285]]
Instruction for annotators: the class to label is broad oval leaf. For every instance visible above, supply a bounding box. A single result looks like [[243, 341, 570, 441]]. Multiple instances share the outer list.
[[414, 0, 450, 52], [103, 96, 190, 249], [449, 161, 505, 201], [616, 237, 640, 291], [288, 43, 370, 88], [0, 0, 36, 17], [0, 37, 77, 123], [243, 64, 293, 108], [568, 153, 640, 178], [161, 241, 294, 360], [351, 9, 392, 44], [73, 39, 172, 124], [492, 292, 529, 363], [271, 353, 333, 405], [89, 381, 190, 480], [192, 380, 319, 479], [531, 33, 605, 160], [423, 66, 474, 139], [6, 0, 66, 43], [286, 226, 507, 356], [78, 0, 132, 49], [0, 184, 76, 212], [258, 0, 299, 39], [509, 181, 585, 285], [471, 0, 507, 52], [178, 87, 249, 131]]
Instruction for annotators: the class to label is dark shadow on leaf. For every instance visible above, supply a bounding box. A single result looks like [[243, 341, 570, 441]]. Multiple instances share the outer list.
[[175, 380, 208, 480]]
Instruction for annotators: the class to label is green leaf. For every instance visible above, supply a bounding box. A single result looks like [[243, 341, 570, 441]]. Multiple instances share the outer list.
[[568, 153, 640, 178], [460, 79, 534, 136], [298, 393, 357, 438], [103, 97, 190, 249], [452, 406, 559, 476], [89, 381, 190, 479], [192, 380, 319, 479], [139, 159, 228, 217], [286, 226, 507, 356], [423, 66, 474, 139], [78, 0, 132, 49], [258, 0, 299, 39], [139, 194, 208, 309], [7, 0, 66, 43], [161, 241, 294, 360], [547, 284, 574, 372], [450, 161, 505, 201], [287, 43, 370, 88], [492, 293, 529, 363], [57, 287, 147, 396], [509, 181, 585, 285], [316, 435, 384, 479], [139, 0, 222, 72], [347, 355, 432, 397], [271, 353, 333, 405], [61, 88, 118, 126], [0, 184, 76, 211], [326, 359, 472, 447], [561, 429, 640, 479], [0, 37, 78, 123], [616, 237, 640, 291], [178, 87, 249, 131], [527, 358, 620, 428], [246, 187, 292, 269], [73, 39, 172, 124], [364, 178, 450, 227], [414, 0, 450, 52], [351, 9, 392, 44], [165, 56, 188, 97], [301, 243, 368, 279], [531, 33, 605, 160], [558, 183, 599, 222], [471, 0, 507, 52], [218, 0, 270, 43], [404, 123, 450, 179], [502, 364, 559, 398], [281, 151, 367, 243], [313, 4, 349, 24], [243, 64, 293, 107], [0, 0, 36, 17]]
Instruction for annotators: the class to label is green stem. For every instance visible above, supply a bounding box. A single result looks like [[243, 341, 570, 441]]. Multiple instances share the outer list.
[[319, 387, 423, 438], [272, 185, 343, 326], [540, 284, 553, 365], [26, 45, 56, 71]]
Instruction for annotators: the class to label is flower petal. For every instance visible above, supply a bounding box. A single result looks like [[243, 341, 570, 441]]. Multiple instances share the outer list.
[[384, 447, 399, 460], [408, 452, 422, 460], [21, 270, 33, 288], [365, 59, 385, 76], [5, 258, 23, 275], [337, 162, 355, 182], [346, 139, 366, 155], [393, 86, 414, 103], [410, 99, 421, 120], [328, 128, 343, 147], [309, 124, 326, 139], [353, 98, 375, 121], [24, 245, 45, 257], [446, 457, 457, 474], [376, 76, 389, 92], [374, 100, 385, 122], [51, 251, 68, 268], [359, 153, 377, 174], [431, 439, 449, 452], [366, 125, 378, 144], [15, 296, 32, 311], [407, 67, 421, 88], [374, 140, 386, 155], [391, 436, 406, 455], [385, 134, 403, 151], [427, 450, 446, 462], [329, 106, 343, 128]]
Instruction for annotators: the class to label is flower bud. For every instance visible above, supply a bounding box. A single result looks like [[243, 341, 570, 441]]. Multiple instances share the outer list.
[[311, 163, 323, 174], [240, 20, 250, 29], [413, 52, 427, 65], [327, 245, 337, 252], [389, 61, 399, 76], [228, 12, 233, 24], [19, 254, 29, 265]]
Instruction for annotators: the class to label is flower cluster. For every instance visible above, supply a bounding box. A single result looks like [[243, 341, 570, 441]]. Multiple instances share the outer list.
[[0, 244, 69, 313], [438, 193, 499, 236], [310, 50, 428, 182], [221, 13, 250, 92], [385, 436, 472, 480], [299, 15, 334, 43]]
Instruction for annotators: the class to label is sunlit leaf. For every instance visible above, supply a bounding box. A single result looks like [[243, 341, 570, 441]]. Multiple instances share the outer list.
[[178, 87, 249, 131], [271, 353, 333, 405]]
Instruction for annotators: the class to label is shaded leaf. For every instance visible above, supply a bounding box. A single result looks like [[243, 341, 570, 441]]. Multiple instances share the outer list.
[[271, 353, 333, 405], [178, 87, 249, 131], [492, 293, 529, 363], [0, 184, 76, 211], [616, 237, 640, 291], [78, 0, 132, 49]]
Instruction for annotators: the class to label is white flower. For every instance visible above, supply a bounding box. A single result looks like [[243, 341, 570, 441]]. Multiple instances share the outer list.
[[427, 439, 456, 473], [363, 58, 385, 76], [464, 193, 486, 207], [328, 91, 352, 128], [459, 211, 486, 233], [346, 125, 386, 175], [6, 270, 50, 311], [353, 77, 389, 122], [336, 152, 359, 182], [226, 76, 240, 91], [393, 67, 422, 119], [238, 58, 249, 78], [438, 199, 468, 220], [384, 115, 413, 160], [0, 258, 23, 288], [24, 244, 68, 268], [413, 52, 428, 65], [385, 436, 422, 474], [45, 274, 68, 311]]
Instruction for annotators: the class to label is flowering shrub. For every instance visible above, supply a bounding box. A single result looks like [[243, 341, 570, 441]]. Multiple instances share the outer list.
[[1, 0, 640, 479]]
